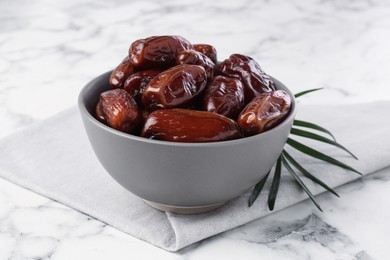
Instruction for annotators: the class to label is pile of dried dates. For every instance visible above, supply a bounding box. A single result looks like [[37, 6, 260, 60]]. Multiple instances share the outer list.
[[96, 35, 292, 142]]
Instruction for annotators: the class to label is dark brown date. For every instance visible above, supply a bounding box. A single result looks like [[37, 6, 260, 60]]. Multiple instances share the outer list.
[[202, 76, 244, 119], [238, 90, 291, 136], [96, 89, 141, 133], [193, 44, 217, 63], [142, 64, 207, 109], [141, 109, 242, 142], [129, 35, 194, 70], [123, 69, 161, 105], [109, 56, 135, 89], [177, 50, 215, 79], [219, 54, 275, 103]]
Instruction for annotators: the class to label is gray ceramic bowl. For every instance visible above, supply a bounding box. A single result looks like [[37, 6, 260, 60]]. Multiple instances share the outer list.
[[78, 71, 296, 214]]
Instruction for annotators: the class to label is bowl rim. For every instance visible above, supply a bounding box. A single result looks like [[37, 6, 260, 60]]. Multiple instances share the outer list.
[[78, 70, 296, 148]]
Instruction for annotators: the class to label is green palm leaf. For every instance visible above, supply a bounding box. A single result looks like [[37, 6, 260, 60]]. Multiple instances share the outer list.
[[293, 120, 336, 141], [286, 138, 362, 175], [282, 150, 339, 197], [248, 171, 270, 207], [268, 157, 282, 210], [290, 128, 358, 159], [247, 87, 363, 211], [281, 155, 323, 211], [294, 88, 323, 98]]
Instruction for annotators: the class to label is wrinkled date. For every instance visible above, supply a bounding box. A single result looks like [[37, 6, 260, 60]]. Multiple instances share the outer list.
[[202, 76, 244, 119], [109, 56, 135, 89], [219, 54, 275, 103], [238, 90, 291, 136], [142, 64, 207, 109], [124, 69, 161, 105], [141, 109, 242, 142], [193, 44, 217, 63], [129, 35, 193, 70], [177, 50, 215, 79], [96, 89, 141, 133]]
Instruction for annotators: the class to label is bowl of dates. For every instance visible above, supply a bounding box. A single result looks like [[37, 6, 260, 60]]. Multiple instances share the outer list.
[[78, 35, 296, 214]]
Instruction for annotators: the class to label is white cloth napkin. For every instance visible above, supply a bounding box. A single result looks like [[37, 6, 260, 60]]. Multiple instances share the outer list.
[[0, 102, 389, 251]]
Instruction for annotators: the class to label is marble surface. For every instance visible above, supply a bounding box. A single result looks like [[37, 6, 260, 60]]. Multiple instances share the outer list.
[[0, 0, 389, 259]]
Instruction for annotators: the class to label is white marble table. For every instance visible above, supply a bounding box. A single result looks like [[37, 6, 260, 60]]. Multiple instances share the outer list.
[[1, 0, 389, 259]]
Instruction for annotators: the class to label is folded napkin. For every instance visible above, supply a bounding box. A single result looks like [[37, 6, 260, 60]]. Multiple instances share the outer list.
[[0, 101, 389, 251]]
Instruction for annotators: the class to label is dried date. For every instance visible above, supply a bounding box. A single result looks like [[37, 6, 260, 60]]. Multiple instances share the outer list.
[[238, 90, 291, 136], [142, 64, 207, 109], [193, 44, 217, 63], [219, 54, 275, 103], [177, 50, 215, 79], [123, 69, 161, 105], [202, 76, 244, 119], [109, 56, 135, 89], [129, 35, 193, 70], [141, 109, 242, 142], [96, 89, 141, 133]]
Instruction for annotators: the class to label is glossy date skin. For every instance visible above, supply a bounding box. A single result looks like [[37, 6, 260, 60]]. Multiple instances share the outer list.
[[109, 56, 135, 89], [142, 64, 207, 109], [219, 54, 275, 103], [123, 69, 161, 105], [96, 89, 141, 133], [141, 109, 242, 142], [202, 76, 244, 119], [129, 35, 193, 70], [193, 44, 217, 63], [177, 50, 215, 79], [238, 90, 291, 136]]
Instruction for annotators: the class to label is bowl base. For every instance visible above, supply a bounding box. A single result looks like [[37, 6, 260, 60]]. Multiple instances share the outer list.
[[143, 200, 226, 214]]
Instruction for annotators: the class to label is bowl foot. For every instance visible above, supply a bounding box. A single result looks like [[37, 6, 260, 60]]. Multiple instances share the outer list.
[[143, 200, 226, 214]]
